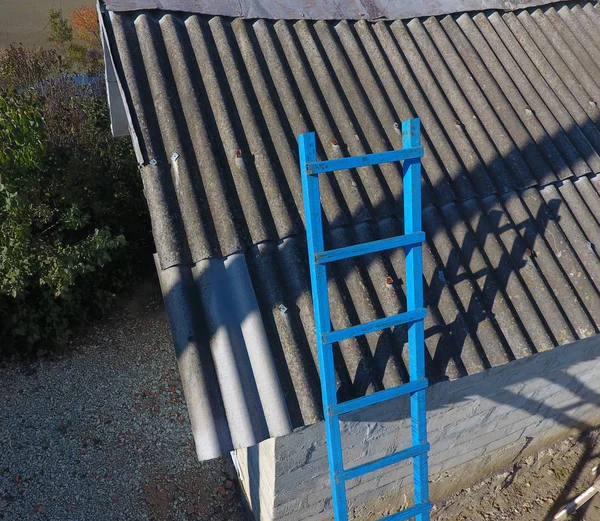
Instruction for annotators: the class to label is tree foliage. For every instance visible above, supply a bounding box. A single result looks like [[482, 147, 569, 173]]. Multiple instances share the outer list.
[[0, 93, 44, 171], [48, 9, 73, 51], [0, 49, 150, 357], [70, 6, 101, 48], [47, 7, 102, 74]]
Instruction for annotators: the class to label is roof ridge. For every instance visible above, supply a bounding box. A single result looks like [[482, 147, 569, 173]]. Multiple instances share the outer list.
[[102, 0, 568, 21]]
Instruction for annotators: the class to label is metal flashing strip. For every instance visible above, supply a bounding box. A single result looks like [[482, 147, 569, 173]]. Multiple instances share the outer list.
[[103, 0, 565, 21]]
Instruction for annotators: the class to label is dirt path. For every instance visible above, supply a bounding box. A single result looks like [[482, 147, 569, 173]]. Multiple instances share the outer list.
[[434, 428, 600, 521], [0, 278, 247, 521]]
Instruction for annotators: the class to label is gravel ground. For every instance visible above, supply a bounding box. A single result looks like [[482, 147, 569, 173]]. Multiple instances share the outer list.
[[4, 276, 600, 521], [0, 279, 248, 521]]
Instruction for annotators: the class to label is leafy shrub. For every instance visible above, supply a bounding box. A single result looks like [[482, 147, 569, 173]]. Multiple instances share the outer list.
[[0, 52, 150, 357], [47, 8, 103, 74], [0, 46, 64, 91]]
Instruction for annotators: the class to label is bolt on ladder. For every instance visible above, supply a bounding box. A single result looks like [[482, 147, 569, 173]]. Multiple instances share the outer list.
[[299, 118, 431, 521]]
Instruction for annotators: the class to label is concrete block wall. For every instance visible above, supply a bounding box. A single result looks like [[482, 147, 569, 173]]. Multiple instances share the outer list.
[[233, 438, 277, 521], [235, 335, 600, 521]]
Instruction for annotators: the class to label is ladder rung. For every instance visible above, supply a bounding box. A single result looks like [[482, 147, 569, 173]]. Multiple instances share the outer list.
[[307, 147, 424, 174], [336, 443, 430, 483], [329, 378, 428, 417], [315, 232, 425, 264], [379, 502, 432, 521], [323, 308, 426, 344]]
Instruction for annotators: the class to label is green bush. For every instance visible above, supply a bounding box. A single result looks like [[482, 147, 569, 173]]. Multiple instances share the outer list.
[[0, 54, 150, 357]]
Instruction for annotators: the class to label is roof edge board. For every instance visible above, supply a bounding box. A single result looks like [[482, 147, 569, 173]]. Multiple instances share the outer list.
[[102, 0, 567, 20], [97, 1, 144, 163]]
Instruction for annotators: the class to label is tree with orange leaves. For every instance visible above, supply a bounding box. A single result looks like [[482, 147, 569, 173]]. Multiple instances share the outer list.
[[65, 5, 103, 73], [70, 6, 101, 49]]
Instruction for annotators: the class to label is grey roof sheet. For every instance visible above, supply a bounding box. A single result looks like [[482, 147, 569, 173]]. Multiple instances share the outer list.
[[101, 2, 600, 459]]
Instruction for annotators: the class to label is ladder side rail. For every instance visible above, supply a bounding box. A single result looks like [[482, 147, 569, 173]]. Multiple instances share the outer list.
[[299, 120, 431, 521], [299, 133, 348, 521], [402, 119, 430, 521]]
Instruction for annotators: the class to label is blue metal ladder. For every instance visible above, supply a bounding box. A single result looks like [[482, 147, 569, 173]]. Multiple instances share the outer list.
[[299, 118, 431, 521]]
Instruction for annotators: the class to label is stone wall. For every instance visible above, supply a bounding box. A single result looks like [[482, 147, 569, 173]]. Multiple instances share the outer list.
[[235, 335, 600, 521]]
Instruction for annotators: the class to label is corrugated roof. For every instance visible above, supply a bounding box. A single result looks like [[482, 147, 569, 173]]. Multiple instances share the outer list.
[[101, 1, 600, 460]]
